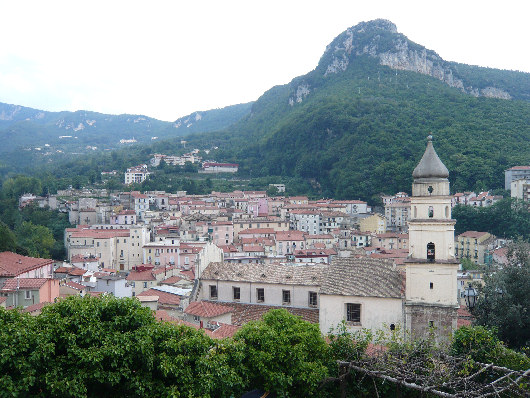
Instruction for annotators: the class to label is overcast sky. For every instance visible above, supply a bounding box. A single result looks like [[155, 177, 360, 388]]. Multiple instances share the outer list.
[[0, 0, 528, 121]]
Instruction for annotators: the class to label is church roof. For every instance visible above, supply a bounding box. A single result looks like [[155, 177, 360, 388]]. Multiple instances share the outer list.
[[321, 257, 403, 298], [412, 135, 449, 179]]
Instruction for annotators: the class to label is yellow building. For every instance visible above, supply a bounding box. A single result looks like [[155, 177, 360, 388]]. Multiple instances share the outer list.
[[455, 231, 494, 265], [359, 213, 387, 234]]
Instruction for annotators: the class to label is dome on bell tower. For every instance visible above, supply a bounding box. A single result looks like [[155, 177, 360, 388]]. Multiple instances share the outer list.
[[412, 135, 449, 180]]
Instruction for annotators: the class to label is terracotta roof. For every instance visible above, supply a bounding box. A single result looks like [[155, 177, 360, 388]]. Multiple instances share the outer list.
[[160, 276, 183, 284], [0, 297, 6, 304], [154, 310, 181, 323], [457, 306, 473, 327], [275, 231, 306, 241], [321, 257, 403, 298], [23, 301, 51, 313], [1, 278, 49, 291], [126, 270, 156, 282], [179, 270, 195, 280], [206, 301, 319, 325], [185, 301, 234, 318], [68, 268, 86, 276], [507, 166, 530, 170], [204, 323, 240, 339], [0, 252, 53, 277], [64, 281, 86, 290], [201, 262, 326, 286], [243, 245, 265, 253], [238, 228, 275, 235], [138, 289, 181, 306]]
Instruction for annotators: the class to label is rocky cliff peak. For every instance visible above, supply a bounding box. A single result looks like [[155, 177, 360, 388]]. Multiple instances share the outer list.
[[318, 19, 512, 100]]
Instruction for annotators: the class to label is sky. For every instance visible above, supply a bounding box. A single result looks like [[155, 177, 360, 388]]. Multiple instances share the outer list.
[[0, 0, 528, 121]]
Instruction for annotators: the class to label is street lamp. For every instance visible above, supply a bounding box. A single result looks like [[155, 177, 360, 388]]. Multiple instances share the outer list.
[[465, 283, 478, 310]]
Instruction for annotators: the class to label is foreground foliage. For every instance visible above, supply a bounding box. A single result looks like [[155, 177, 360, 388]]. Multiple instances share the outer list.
[[0, 297, 528, 397]]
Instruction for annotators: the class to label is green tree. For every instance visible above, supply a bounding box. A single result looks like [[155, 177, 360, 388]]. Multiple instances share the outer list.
[[234, 309, 330, 397], [0, 222, 17, 252], [14, 221, 55, 258], [0, 296, 247, 397], [452, 325, 530, 370], [1, 176, 42, 199], [472, 241, 530, 349]]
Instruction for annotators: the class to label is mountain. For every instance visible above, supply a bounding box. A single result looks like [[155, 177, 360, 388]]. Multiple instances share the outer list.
[[0, 101, 251, 173], [172, 103, 253, 134], [183, 19, 530, 200]]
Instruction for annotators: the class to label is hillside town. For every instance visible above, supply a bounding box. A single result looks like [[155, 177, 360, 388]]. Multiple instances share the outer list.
[[3, 139, 527, 342]]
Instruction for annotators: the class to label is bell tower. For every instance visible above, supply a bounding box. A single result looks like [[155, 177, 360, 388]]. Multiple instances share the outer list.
[[405, 135, 459, 341]]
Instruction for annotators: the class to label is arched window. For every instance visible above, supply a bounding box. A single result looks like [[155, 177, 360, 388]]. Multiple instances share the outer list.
[[428, 206, 434, 218], [427, 242, 435, 261]]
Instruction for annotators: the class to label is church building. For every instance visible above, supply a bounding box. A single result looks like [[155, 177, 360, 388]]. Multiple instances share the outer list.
[[320, 136, 459, 341], [404, 135, 459, 340]]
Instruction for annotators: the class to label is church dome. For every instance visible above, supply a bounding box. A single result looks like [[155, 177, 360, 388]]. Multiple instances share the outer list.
[[412, 135, 449, 179]]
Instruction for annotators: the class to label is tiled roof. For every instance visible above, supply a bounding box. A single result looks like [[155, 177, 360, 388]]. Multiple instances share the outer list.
[[179, 270, 195, 280], [126, 270, 156, 281], [64, 281, 86, 290], [160, 276, 183, 284], [138, 289, 181, 306], [154, 310, 181, 323], [204, 323, 240, 339], [201, 262, 326, 286], [185, 301, 234, 318], [0, 252, 53, 277], [238, 228, 275, 235], [321, 257, 403, 298], [206, 301, 319, 325], [243, 245, 265, 253], [1, 278, 49, 291], [275, 231, 306, 241], [23, 301, 51, 313]]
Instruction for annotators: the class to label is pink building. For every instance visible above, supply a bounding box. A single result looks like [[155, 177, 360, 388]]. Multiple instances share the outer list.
[[0, 278, 59, 308], [211, 221, 234, 246], [111, 210, 137, 225]]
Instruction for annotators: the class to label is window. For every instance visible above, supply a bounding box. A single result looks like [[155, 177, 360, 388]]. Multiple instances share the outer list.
[[309, 291, 317, 307], [233, 287, 240, 300], [131, 282, 135, 287], [210, 285, 218, 300], [25, 290, 32, 300], [429, 320, 434, 328], [346, 303, 361, 323], [430, 282, 434, 290], [256, 288, 264, 302], [143, 282, 148, 288], [427, 242, 435, 261], [428, 206, 434, 218], [282, 290, 291, 305]]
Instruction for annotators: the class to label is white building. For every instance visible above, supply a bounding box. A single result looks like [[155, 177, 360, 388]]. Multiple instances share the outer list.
[[200, 162, 238, 173], [199, 262, 325, 309], [125, 165, 150, 185], [505, 166, 530, 190]]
